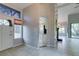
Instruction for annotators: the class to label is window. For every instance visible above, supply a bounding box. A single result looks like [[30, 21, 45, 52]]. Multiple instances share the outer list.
[[0, 4, 22, 39], [14, 25, 22, 39], [0, 19, 3, 25], [0, 4, 20, 18], [3, 20, 9, 25], [71, 23, 79, 38], [14, 19, 23, 39], [0, 19, 10, 26], [59, 27, 65, 36]]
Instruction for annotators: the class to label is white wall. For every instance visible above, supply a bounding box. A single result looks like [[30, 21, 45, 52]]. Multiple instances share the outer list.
[[23, 4, 56, 48], [58, 4, 79, 23], [58, 3, 79, 36], [23, 4, 40, 47]]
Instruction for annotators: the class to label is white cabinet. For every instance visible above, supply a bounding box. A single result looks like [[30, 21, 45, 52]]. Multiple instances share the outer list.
[[1, 26, 13, 51], [0, 26, 2, 51], [0, 19, 14, 51]]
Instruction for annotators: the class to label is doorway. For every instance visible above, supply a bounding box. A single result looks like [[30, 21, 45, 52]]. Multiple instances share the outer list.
[[57, 21, 66, 41], [38, 16, 48, 47]]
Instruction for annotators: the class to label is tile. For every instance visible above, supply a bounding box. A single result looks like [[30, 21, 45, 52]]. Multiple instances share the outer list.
[[0, 37, 79, 56]]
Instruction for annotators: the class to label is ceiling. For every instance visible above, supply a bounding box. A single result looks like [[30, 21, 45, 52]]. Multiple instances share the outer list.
[[57, 3, 65, 6], [2, 3, 32, 11], [2, 3, 70, 11], [57, 3, 71, 8]]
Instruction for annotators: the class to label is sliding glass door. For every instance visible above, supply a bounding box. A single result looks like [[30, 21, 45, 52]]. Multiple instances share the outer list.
[[71, 23, 79, 38]]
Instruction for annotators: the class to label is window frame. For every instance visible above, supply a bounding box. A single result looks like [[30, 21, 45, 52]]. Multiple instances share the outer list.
[[0, 4, 21, 18], [14, 24, 23, 39], [71, 23, 79, 39], [0, 4, 23, 39]]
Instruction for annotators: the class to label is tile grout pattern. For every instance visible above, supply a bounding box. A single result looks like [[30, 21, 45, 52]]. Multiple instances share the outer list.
[[0, 37, 79, 56]]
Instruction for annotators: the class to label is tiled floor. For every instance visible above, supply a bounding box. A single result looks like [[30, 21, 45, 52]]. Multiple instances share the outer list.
[[0, 37, 79, 56], [0, 45, 66, 56]]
